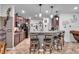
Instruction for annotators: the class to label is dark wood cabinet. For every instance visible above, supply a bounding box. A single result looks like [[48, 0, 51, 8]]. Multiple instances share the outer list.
[[51, 15, 59, 30], [20, 31, 26, 42], [14, 33, 20, 46], [14, 31, 26, 46]]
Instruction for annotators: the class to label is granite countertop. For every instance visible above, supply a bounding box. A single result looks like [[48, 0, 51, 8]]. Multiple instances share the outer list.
[[14, 31, 25, 35], [14, 31, 20, 35], [30, 30, 65, 34]]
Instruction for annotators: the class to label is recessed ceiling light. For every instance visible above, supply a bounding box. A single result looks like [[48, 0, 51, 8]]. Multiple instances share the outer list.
[[74, 6, 78, 10], [45, 10, 49, 13], [22, 9, 25, 13]]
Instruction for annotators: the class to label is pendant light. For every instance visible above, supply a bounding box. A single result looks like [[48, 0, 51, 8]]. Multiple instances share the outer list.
[[39, 4, 42, 18], [50, 6, 53, 18]]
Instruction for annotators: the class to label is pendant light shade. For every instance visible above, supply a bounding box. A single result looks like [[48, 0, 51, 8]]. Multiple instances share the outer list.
[[39, 13, 42, 17], [50, 6, 53, 18], [39, 4, 42, 18]]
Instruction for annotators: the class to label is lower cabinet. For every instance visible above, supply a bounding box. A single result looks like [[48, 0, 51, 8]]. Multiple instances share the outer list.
[[20, 31, 26, 42], [14, 33, 20, 46], [14, 31, 26, 46]]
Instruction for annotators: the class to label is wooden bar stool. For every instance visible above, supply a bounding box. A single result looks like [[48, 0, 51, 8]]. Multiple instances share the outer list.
[[57, 32, 65, 51], [52, 32, 65, 51], [43, 33, 52, 54], [30, 33, 40, 54], [57, 33, 63, 51], [60, 31, 65, 46], [52, 35, 59, 51]]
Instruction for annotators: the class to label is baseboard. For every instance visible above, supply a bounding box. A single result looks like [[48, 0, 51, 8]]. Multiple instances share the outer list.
[[6, 47, 15, 50]]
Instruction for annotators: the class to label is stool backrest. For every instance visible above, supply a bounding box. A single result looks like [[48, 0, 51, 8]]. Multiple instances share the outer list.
[[58, 31, 65, 37], [30, 33, 38, 39], [44, 33, 52, 39]]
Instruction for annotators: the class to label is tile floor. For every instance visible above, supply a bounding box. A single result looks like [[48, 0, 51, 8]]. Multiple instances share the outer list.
[[5, 38, 30, 54], [5, 38, 79, 54]]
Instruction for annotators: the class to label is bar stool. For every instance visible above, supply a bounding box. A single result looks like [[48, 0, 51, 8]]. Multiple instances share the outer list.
[[52, 32, 65, 51], [57, 32, 65, 51], [52, 35, 59, 51], [57, 33, 63, 50], [43, 33, 52, 54], [30, 33, 40, 54], [60, 31, 65, 46]]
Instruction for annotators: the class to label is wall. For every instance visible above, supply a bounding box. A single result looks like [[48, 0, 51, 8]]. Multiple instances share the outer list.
[[59, 13, 79, 42], [30, 18, 52, 32], [0, 5, 1, 16], [43, 18, 51, 31], [0, 5, 2, 29], [0, 18, 1, 29], [30, 19, 43, 32]]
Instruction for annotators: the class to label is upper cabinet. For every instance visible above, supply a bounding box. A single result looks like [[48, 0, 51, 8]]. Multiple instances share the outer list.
[[51, 15, 59, 30]]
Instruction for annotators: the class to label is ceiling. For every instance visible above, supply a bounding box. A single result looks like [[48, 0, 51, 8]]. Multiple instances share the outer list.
[[14, 4, 79, 19], [1, 4, 79, 19]]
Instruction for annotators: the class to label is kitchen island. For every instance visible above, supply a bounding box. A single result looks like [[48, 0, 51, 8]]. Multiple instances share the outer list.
[[30, 30, 65, 48]]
